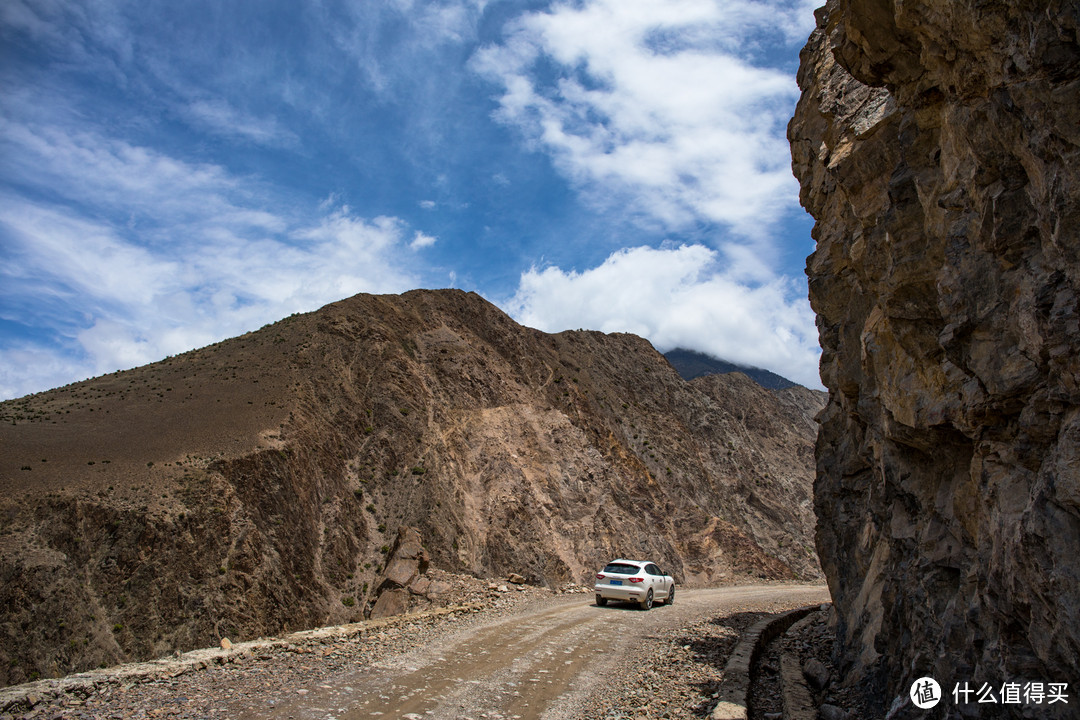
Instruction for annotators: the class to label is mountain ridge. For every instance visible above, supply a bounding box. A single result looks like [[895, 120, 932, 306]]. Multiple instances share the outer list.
[[662, 348, 801, 390], [0, 289, 823, 686]]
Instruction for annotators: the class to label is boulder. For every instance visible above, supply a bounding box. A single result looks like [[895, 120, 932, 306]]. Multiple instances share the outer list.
[[802, 658, 830, 691], [376, 526, 430, 593], [369, 588, 409, 619]]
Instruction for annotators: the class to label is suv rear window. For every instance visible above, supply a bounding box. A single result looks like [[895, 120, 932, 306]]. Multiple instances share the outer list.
[[603, 563, 641, 575]]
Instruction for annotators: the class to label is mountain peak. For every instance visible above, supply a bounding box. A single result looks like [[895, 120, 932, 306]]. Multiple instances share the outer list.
[[663, 348, 800, 390]]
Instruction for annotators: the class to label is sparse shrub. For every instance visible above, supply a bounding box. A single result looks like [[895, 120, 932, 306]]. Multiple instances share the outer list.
[[113, 624, 123, 633], [411, 466, 426, 475], [342, 596, 355, 607], [365, 504, 376, 514], [377, 523, 386, 533], [380, 545, 390, 554], [353, 489, 364, 500]]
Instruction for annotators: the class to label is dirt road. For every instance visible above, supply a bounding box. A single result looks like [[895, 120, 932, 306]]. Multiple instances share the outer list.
[[258, 584, 828, 720]]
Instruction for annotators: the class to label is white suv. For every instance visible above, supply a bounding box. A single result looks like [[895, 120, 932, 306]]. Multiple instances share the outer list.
[[594, 559, 674, 610]]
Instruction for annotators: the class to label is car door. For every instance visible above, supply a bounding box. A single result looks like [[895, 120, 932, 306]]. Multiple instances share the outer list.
[[646, 564, 666, 598]]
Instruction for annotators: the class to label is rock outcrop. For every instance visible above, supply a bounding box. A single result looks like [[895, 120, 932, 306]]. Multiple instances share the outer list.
[[0, 289, 824, 686], [790, 0, 1080, 714], [370, 526, 431, 619]]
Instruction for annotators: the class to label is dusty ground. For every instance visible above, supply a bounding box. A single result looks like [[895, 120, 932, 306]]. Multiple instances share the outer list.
[[3, 583, 828, 720]]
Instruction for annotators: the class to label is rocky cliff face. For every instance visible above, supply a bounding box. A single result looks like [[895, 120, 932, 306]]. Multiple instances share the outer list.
[[790, 0, 1080, 714], [0, 289, 823, 686]]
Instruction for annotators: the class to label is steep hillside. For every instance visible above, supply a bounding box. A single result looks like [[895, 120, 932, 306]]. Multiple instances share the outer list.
[[790, 0, 1079, 715], [0, 289, 823, 686]]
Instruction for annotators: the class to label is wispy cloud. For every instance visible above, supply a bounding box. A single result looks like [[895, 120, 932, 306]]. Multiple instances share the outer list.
[[0, 118, 424, 399], [472, 0, 814, 240], [479, 0, 823, 387], [0, 0, 826, 399], [506, 244, 821, 388], [181, 99, 300, 147]]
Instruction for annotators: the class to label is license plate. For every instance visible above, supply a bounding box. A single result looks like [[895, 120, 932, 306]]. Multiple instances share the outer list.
[[610, 579, 622, 586]]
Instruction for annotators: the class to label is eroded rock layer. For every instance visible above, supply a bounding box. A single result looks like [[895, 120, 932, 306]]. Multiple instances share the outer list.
[[0, 289, 823, 686], [790, 0, 1080, 714]]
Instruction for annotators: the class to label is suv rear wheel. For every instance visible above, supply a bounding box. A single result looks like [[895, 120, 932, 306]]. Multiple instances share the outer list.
[[641, 589, 653, 610], [596, 595, 607, 607]]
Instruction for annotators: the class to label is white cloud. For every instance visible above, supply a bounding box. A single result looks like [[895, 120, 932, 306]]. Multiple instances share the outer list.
[[506, 244, 822, 389], [182, 99, 300, 147], [0, 120, 425, 400], [410, 230, 438, 249], [472, 0, 814, 240], [479, 1, 823, 388]]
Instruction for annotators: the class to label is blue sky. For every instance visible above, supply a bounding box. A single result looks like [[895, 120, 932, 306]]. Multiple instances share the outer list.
[[0, 0, 823, 400]]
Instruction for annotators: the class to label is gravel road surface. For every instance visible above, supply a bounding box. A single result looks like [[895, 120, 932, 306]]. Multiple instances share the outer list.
[[6, 583, 828, 720], [261, 584, 827, 720]]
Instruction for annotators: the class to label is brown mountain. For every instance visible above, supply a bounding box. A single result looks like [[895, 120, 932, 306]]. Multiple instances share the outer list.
[[0, 289, 823, 686]]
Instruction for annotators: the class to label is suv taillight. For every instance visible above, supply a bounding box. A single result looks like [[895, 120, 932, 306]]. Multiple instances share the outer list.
[[629, 577, 644, 583], [596, 573, 605, 579]]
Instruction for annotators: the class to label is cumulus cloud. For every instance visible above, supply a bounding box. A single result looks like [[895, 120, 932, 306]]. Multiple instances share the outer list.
[[472, 0, 816, 239], [506, 245, 822, 389]]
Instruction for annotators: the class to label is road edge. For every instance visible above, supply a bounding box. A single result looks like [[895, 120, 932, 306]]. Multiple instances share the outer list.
[[0, 602, 485, 714], [710, 603, 824, 720]]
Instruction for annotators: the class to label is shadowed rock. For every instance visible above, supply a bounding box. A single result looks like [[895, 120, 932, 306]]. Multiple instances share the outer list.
[[790, 0, 1080, 715]]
